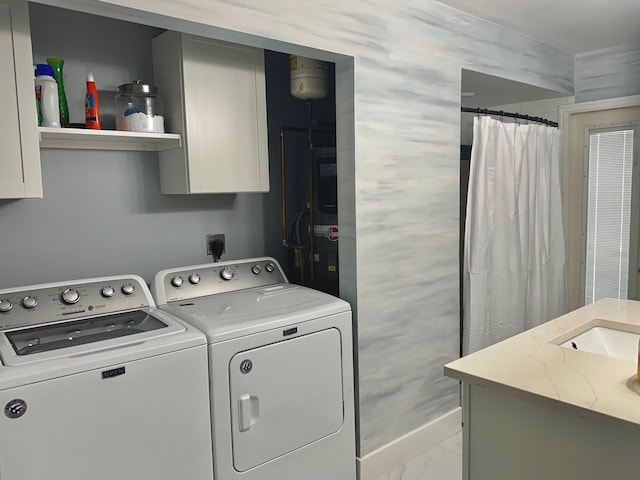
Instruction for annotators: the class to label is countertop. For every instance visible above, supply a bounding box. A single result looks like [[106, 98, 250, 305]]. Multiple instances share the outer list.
[[445, 298, 640, 425]]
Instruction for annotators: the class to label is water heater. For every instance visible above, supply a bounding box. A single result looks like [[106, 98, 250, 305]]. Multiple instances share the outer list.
[[312, 147, 338, 296], [290, 56, 328, 100]]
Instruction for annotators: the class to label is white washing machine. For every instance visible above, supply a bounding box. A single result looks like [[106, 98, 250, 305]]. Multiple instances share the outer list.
[[0, 275, 214, 480], [152, 257, 356, 480]]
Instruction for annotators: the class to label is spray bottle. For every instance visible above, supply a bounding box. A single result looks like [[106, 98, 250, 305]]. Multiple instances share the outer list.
[[85, 72, 101, 129]]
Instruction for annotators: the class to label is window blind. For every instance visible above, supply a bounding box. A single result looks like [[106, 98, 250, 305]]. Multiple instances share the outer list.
[[584, 129, 635, 304]]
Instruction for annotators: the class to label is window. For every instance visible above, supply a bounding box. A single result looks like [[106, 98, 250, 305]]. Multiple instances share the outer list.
[[582, 127, 638, 305]]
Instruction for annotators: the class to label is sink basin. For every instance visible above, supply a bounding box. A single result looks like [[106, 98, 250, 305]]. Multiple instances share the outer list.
[[560, 326, 639, 362]]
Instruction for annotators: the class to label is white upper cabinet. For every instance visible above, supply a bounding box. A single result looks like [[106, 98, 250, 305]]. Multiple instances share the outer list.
[[0, 0, 41, 198], [0, 2, 269, 198], [153, 32, 269, 194]]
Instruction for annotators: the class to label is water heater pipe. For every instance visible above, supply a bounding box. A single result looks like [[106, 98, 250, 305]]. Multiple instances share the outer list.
[[306, 100, 315, 284]]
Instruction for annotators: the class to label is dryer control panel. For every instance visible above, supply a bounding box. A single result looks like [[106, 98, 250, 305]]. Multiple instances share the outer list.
[[154, 257, 288, 304]]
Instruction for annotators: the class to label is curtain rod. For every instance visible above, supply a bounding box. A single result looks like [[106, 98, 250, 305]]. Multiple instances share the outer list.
[[461, 107, 558, 127]]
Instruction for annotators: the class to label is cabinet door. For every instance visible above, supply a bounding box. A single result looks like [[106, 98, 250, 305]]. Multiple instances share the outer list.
[[153, 32, 269, 194], [0, 0, 41, 198], [183, 36, 268, 193]]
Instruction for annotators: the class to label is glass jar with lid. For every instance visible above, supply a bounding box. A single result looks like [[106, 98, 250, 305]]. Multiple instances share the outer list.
[[115, 80, 164, 133]]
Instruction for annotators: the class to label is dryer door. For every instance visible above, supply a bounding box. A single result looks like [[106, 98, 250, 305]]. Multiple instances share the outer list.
[[229, 328, 344, 471]]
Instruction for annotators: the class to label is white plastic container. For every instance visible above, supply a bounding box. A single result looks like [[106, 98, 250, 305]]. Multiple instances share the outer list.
[[290, 56, 328, 100], [34, 64, 60, 128]]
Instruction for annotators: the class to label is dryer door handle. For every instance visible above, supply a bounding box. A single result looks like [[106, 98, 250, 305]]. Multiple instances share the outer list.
[[238, 394, 260, 432]]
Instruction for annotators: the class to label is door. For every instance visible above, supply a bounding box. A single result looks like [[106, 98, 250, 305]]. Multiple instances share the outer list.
[[564, 104, 640, 309], [0, 0, 41, 198], [581, 125, 640, 305], [229, 328, 344, 472]]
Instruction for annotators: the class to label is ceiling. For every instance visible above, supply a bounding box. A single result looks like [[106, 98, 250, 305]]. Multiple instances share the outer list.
[[437, 0, 640, 53], [461, 69, 568, 108]]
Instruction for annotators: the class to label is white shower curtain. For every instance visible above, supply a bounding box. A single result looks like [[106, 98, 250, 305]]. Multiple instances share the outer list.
[[463, 116, 567, 355]]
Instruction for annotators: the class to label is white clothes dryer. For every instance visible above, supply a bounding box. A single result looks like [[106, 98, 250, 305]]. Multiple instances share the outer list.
[[0, 275, 213, 480], [153, 257, 356, 480]]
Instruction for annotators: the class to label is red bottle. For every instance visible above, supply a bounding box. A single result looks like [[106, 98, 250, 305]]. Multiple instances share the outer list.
[[85, 72, 101, 129]]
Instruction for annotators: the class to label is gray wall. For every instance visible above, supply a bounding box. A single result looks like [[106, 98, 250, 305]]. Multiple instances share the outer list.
[[21, 0, 573, 455], [0, 150, 265, 287], [575, 42, 640, 102]]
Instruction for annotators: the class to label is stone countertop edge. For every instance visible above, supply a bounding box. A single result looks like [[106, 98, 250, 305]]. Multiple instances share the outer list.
[[445, 298, 640, 426]]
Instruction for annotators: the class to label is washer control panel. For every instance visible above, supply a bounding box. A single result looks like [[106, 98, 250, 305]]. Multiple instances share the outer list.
[[0, 277, 150, 331], [156, 257, 287, 304]]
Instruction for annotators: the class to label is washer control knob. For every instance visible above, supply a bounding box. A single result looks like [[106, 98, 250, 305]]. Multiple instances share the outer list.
[[121, 283, 136, 296], [61, 288, 80, 305], [101, 285, 115, 298], [265, 262, 276, 273], [220, 267, 234, 281], [251, 265, 262, 275], [0, 299, 13, 313], [171, 276, 184, 288], [22, 296, 38, 309], [189, 273, 201, 285]]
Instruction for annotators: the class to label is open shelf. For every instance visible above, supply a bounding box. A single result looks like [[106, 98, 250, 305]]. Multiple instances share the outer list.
[[38, 127, 182, 152]]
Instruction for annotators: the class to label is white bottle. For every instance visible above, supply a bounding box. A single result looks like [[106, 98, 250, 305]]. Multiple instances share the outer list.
[[34, 63, 60, 128]]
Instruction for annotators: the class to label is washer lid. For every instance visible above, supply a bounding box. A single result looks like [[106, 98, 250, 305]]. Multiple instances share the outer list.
[[6, 310, 167, 356], [0, 309, 186, 367], [162, 284, 350, 343]]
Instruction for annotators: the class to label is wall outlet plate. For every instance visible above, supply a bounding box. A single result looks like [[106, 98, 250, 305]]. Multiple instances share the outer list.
[[206, 234, 226, 255]]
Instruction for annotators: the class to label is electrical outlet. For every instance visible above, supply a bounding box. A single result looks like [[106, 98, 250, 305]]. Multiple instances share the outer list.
[[206, 234, 226, 255]]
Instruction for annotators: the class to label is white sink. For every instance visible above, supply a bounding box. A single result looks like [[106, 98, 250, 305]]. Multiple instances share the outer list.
[[560, 326, 640, 362]]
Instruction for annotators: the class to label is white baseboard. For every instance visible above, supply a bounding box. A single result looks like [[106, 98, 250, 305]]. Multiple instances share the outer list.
[[356, 407, 462, 480]]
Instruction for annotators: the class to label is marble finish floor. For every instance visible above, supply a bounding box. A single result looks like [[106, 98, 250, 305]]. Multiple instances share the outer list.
[[375, 431, 462, 480]]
